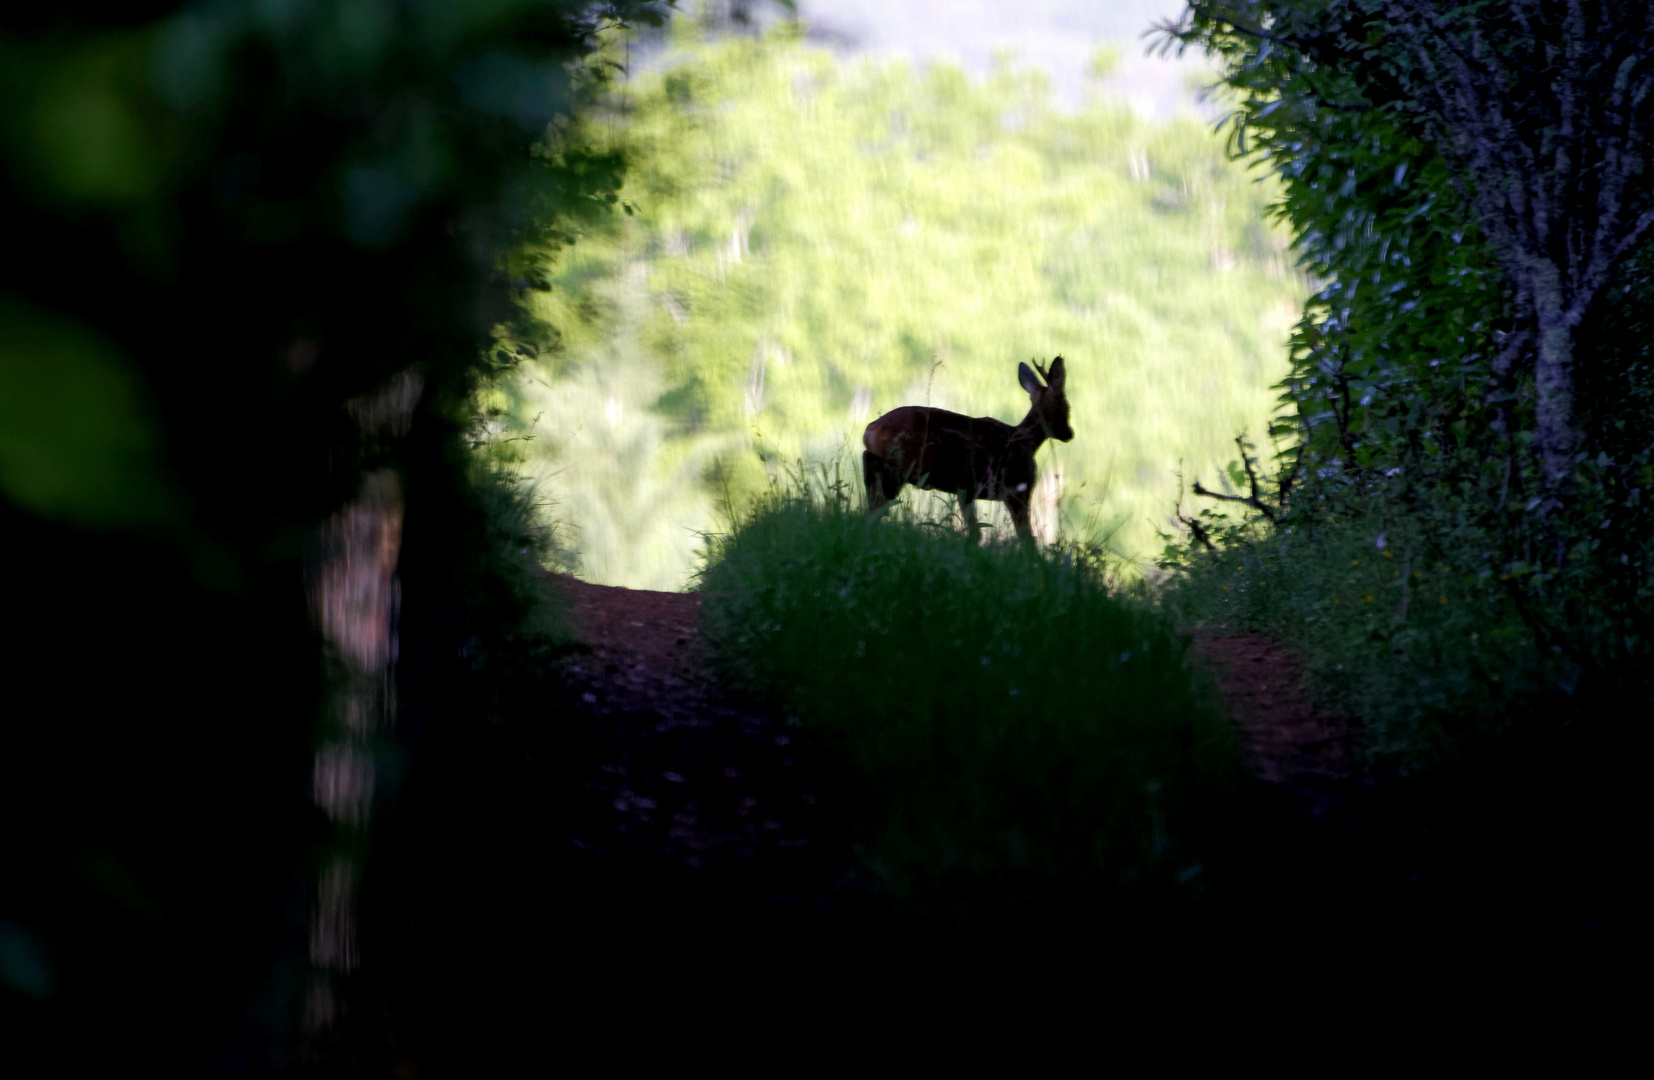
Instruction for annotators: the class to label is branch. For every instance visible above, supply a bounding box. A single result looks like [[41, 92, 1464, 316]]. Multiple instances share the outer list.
[[1489, 315, 1533, 382], [1183, 4, 1374, 113], [1188, 5, 1295, 48], [1391, 0, 1503, 83], [1610, 207, 1654, 268], [1235, 434, 1277, 514], [1191, 435, 1284, 523], [1192, 481, 1282, 523], [1175, 505, 1218, 553], [1172, 466, 1218, 553], [1192, 482, 1258, 509], [1296, 70, 1374, 112], [1274, 437, 1302, 509]]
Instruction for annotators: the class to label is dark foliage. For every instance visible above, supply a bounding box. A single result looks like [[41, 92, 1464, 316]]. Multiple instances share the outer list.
[[0, 1, 666, 1070], [1157, 1, 1654, 754]]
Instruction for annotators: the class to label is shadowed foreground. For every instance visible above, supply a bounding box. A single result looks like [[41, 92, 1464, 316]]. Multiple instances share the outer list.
[[353, 578, 1644, 1067]]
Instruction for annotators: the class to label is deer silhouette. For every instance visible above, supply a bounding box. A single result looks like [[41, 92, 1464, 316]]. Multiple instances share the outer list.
[[862, 356, 1072, 543]]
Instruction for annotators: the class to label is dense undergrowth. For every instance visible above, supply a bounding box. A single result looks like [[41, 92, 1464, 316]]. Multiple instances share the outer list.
[[1161, 504, 1549, 766], [1151, 5, 1654, 770], [697, 474, 1246, 916]]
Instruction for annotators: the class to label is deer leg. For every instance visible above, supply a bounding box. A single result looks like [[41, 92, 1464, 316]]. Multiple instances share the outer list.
[[864, 451, 896, 514], [1008, 496, 1035, 546], [959, 495, 982, 544]]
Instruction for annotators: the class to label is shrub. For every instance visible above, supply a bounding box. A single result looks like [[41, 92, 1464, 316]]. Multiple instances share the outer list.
[[1161, 504, 1549, 766], [697, 477, 1244, 915], [1153, 4, 1654, 764]]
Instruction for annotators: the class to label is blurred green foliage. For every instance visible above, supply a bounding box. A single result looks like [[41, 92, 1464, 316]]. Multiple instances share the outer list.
[[698, 469, 1244, 914], [0, 0, 666, 1067], [504, 19, 1306, 588], [0, 294, 181, 531]]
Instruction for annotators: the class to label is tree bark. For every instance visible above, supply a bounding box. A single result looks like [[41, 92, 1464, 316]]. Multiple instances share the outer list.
[[1532, 287, 1580, 494]]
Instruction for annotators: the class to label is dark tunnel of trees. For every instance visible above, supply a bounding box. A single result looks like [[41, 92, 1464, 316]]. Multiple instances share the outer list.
[[2, 1, 1652, 1069]]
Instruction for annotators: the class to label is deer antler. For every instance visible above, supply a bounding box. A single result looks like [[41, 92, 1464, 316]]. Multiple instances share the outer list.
[[1033, 359, 1050, 384]]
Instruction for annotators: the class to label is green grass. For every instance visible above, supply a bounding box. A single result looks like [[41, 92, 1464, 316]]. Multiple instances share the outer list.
[[696, 472, 1247, 913]]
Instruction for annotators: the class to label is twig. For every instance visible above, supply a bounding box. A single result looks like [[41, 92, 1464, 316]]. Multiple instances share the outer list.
[[1172, 471, 1218, 553], [1178, 509, 1218, 553], [1191, 434, 1281, 523]]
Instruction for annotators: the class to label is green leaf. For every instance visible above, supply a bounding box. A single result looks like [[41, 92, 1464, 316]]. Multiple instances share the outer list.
[[0, 293, 183, 531]]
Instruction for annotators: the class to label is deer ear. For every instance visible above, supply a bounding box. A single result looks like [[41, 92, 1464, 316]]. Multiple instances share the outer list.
[[1018, 362, 1043, 395], [1047, 355, 1066, 387]]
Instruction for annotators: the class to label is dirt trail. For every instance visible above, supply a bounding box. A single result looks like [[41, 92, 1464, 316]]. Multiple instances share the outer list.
[[558, 577, 837, 882], [1188, 630, 1365, 813], [558, 576, 709, 720], [559, 577, 1360, 845]]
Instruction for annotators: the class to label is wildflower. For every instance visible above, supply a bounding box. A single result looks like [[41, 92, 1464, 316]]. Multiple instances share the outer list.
[[1364, 594, 1373, 602]]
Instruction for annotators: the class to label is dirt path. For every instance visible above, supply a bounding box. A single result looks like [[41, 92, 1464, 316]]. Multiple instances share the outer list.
[[383, 579, 1629, 1074], [549, 583, 1644, 968], [558, 577, 1360, 845], [1188, 630, 1365, 814], [557, 577, 842, 890]]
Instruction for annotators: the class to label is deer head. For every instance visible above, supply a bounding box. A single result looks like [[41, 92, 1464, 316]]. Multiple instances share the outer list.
[[1017, 356, 1073, 442]]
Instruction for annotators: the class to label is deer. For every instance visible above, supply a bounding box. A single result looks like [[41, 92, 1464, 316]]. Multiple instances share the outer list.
[[862, 356, 1072, 544]]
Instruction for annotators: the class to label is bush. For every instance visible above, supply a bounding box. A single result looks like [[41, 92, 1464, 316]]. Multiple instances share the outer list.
[[1161, 505, 1549, 766], [1152, 4, 1654, 765], [697, 476, 1245, 915]]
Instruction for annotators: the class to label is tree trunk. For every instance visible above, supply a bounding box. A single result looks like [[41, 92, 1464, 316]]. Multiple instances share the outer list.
[[1530, 268, 1580, 495]]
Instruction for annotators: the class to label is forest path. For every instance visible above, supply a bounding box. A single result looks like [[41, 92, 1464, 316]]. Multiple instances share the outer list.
[[1188, 630, 1365, 814], [557, 577, 1360, 837], [557, 577, 840, 889]]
